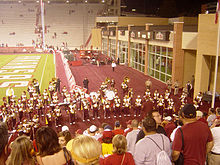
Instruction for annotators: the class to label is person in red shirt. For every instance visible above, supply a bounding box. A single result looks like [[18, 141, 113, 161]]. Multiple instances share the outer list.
[[196, 110, 208, 125], [164, 116, 176, 141], [104, 134, 135, 165], [172, 104, 214, 165], [112, 121, 124, 135]]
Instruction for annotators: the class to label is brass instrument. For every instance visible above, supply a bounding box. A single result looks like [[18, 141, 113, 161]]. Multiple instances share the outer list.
[[123, 76, 130, 84], [105, 77, 111, 84]]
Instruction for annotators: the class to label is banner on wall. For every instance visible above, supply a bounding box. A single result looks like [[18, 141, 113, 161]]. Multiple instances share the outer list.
[[59, 52, 87, 93]]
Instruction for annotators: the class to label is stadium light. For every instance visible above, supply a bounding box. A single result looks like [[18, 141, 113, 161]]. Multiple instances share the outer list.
[[18, 0, 22, 3], [47, 0, 50, 3], [36, 0, 39, 3], [85, 0, 88, 3], [66, 0, 69, 3], [101, 0, 105, 3]]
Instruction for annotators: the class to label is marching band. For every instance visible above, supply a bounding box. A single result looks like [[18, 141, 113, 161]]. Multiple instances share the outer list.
[[0, 76, 204, 139]]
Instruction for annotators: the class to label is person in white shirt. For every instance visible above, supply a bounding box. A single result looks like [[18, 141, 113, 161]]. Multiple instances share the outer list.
[[6, 86, 14, 104], [208, 108, 220, 165], [134, 117, 171, 165], [126, 119, 140, 155], [111, 61, 116, 72], [87, 125, 101, 141], [207, 108, 217, 127]]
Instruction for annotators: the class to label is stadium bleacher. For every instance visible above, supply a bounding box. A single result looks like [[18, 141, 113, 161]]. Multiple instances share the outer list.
[[0, 2, 104, 49], [0, 3, 37, 46]]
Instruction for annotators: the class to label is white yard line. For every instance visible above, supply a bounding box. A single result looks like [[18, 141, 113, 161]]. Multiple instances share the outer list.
[[40, 54, 48, 89]]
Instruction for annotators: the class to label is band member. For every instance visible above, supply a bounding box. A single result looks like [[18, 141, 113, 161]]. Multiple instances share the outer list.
[[174, 81, 179, 96], [113, 95, 121, 117], [46, 110, 52, 127], [62, 86, 68, 100], [21, 91, 27, 108], [134, 95, 142, 117], [64, 92, 71, 105], [157, 95, 165, 116], [32, 115, 40, 139], [36, 95, 44, 117], [27, 83, 34, 98], [27, 100, 34, 120], [32, 90, 38, 107], [153, 89, 160, 103], [164, 89, 170, 100], [69, 101, 76, 125], [143, 88, 152, 102], [91, 95, 100, 119], [48, 81, 55, 99], [100, 82, 107, 98], [180, 92, 187, 109], [43, 89, 50, 106], [10, 108, 17, 129], [167, 98, 174, 116], [33, 79, 40, 94], [111, 79, 115, 88], [2, 97, 8, 110], [128, 88, 134, 102], [82, 99, 90, 122], [54, 105, 62, 127], [121, 81, 128, 96], [123, 95, 131, 117], [18, 101, 24, 122], [103, 99, 111, 119], [164, 89, 170, 107], [52, 92, 59, 106], [195, 92, 203, 106]]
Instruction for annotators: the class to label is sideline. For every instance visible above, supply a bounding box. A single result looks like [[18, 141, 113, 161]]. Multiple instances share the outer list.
[[40, 54, 48, 89]]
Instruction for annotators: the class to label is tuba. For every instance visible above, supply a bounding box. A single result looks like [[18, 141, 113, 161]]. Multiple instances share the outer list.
[[105, 77, 111, 84], [123, 76, 130, 84]]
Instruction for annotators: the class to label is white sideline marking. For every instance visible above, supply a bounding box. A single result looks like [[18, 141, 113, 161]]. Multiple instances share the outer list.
[[40, 54, 48, 89]]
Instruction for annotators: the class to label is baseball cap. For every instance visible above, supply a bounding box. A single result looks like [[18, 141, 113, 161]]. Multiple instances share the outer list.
[[182, 104, 196, 118], [196, 111, 203, 117], [104, 125, 113, 131], [115, 121, 120, 127], [89, 125, 97, 133], [62, 125, 69, 132]]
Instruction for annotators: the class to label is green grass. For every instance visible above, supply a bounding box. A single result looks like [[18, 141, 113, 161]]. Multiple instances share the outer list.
[[0, 54, 55, 103]]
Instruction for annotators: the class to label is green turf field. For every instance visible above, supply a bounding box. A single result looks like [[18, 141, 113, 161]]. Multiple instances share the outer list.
[[0, 54, 55, 103]]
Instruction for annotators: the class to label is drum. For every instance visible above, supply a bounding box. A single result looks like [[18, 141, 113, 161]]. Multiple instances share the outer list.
[[105, 90, 115, 100]]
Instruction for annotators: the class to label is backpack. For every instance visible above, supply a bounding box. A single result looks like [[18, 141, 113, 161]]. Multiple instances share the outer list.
[[147, 134, 172, 165]]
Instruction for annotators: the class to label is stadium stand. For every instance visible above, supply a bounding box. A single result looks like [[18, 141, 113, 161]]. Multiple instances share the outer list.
[[0, 2, 104, 49], [44, 3, 104, 49], [0, 3, 37, 46]]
